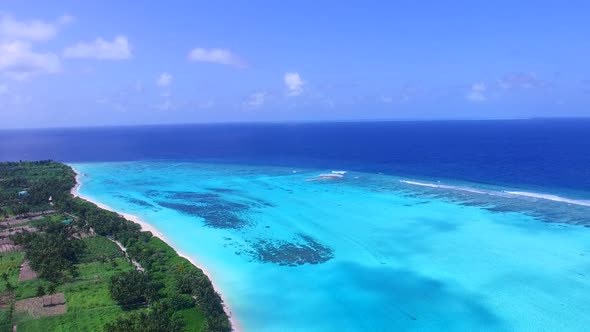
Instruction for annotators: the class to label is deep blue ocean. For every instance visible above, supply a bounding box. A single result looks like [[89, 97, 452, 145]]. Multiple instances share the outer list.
[[2, 119, 590, 196]]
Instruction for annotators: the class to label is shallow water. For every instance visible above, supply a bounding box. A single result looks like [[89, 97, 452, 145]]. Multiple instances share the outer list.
[[73, 161, 590, 331]]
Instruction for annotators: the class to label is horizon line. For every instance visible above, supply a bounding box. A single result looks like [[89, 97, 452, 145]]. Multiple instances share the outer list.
[[2, 116, 590, 131]]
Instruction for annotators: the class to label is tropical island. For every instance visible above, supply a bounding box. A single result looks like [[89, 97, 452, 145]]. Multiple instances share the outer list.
[[0, 161, 231, 331]]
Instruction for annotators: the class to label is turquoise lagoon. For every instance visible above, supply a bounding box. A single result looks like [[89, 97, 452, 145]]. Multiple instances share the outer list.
[[72, 161, 590, 331]]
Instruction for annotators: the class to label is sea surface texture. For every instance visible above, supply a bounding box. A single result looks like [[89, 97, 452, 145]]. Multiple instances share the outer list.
[[2, 119, 590, 331], [73, 162, 590, 331]]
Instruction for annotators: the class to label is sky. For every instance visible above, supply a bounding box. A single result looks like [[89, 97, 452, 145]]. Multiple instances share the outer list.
[[0, 0, 589, 128]]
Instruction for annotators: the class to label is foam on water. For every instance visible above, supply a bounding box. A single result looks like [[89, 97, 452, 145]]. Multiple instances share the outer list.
[[307, 171, 346, 181], [401, 179, 590, 208], [400, 180, 489, 194], [73, 161, 590, 331], [504, 191, 590, 207]]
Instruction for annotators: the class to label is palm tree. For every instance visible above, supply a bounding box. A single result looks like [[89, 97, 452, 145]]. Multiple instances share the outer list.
[[47, 283, 57, 306], [1, 272, 11, 291], [36, 285, 46, 297]]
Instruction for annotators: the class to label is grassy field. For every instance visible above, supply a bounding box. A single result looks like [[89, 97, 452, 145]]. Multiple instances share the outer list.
[[13, 237, 135, 331], [14, 236, 208, 331], [0, 253, 24, 331], [0, 309, 11, 332], [78, 237, 124, 263], [0, 252, 24, 293], [176, 308, 207, 332]]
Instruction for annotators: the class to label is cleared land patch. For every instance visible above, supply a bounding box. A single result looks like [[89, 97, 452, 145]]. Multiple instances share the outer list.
[[15, 293, 67, 318]]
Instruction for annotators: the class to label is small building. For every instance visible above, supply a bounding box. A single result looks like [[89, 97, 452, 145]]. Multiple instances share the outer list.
[[18, 190, 29, 197]]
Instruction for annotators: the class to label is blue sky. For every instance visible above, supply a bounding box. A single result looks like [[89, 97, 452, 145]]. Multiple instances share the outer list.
[[0, 1, 589, 128]]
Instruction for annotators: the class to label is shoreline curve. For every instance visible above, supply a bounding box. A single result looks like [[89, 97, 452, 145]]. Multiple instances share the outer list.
[[70, 167, 241, 332]]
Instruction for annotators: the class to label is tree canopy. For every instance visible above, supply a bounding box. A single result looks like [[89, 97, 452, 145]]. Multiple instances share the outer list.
[[12, 221, 84, 283], [109, 270, 161, 307], [104, 302, 184, 332]]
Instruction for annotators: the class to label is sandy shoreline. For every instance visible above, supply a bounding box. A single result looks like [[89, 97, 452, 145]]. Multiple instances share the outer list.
[[70, 168, 241, 331]]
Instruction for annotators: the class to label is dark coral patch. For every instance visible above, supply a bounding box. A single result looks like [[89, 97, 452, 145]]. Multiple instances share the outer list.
[[144, 190, 161, 198], [253, 199, 276, 208], [206, 188, 277, 208], [169, 192, 220, 201], [246, 234, 334, 266], [127, 197, 156, 208], [152, 189, 277, 229], [156, 201, 250, 229]]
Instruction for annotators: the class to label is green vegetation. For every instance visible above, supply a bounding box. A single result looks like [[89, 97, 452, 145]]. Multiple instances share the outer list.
[[0, 309, 11, 332], [0, 253, 23, 293], [105, 302, 184, 332], [58, 198, 231, 331], [0, 161, 75, 215], [15, 252, 133, 332], [78, 237, 124, 263], [109, 270, 161, 307], [0, 161, 230, 331], [13, 221, 85, 283]]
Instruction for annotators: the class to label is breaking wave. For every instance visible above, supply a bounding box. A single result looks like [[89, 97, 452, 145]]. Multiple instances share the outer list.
[[400, 180, 590, 207]]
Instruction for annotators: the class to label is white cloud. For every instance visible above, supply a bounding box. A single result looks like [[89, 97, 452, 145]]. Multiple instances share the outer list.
[[157, 72, 172, 87], [0, 41, 60, 80], [466, 82, 487, 102], [64, 35, 132, 60], [0, 15, 56, 41], [0, 14, 70, 80], [284, 72, 305, 96], [188, 48, 246, 68], [244, 92, 266, 109]]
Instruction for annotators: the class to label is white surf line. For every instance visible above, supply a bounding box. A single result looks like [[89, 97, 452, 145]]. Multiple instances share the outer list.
[[399, 180, 488, 194], [503, 191, 590, 207], [400, 180, 590, 207]]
